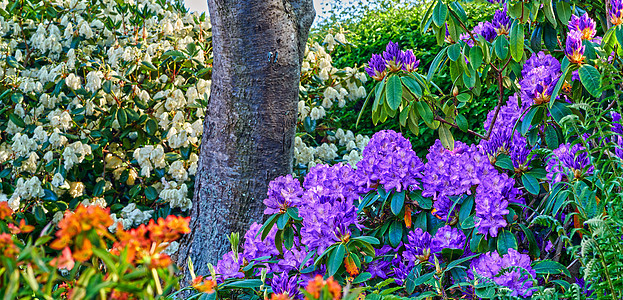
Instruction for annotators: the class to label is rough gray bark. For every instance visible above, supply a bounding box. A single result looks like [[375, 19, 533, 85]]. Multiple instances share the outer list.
[[175, 0, 315, 283]]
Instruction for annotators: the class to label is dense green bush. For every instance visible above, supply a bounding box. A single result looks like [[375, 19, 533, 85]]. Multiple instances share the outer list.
[[312, 1, 499, 155]]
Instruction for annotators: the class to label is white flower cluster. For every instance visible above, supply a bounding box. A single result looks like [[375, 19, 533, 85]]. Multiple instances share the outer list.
[[298, 34, 367, 122], [294, 128, 370, 168], [0, 0, 209, 228]]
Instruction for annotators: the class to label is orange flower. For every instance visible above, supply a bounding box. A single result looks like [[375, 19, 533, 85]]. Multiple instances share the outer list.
[[0, 201, 13, 220], [0, 233, 19, 257], [404, 204, 412, 228], [344, 255, 359, 276], [192, 276, 217, 293], [148, 215, 190, 243], [305, 275, 341, 300], [270, 294, 292, 300], [50, 205, 113, 262]]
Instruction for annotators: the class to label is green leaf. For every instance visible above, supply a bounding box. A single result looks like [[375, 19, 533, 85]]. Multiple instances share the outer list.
[[352, 272, 372, 284], [43, 189, 58, 201], [386, 75, 403, 111], [438, 124, 454, 151], [510, 21, 524, 62], [521, 106, 538, 136], [494, 36, 509, 60], [544, 125, 560, 149], [327, 244, 346, 277], [145, 119, 158, 136], [93, 180, 106, 197], [532, 260, 571, 277], [416, 101, 434, 125], [222, 279, 264, 289], [578, 64, 602, 98], [549, 101, 573, 125], [103, 80, 112, 94], [427, 47, 447, 82], [495, 154, 515, 171], [616, 25, 623, 50], [401, 76, 422, 98], [117, 108, 127, 127], [410, 190, 432, 210], [518, 224, 540, 258], [413, 272, 435, 286], [11, 93, 23, 104], [530, 25, 542, 53], [303, 116, 316, 133], [496, 229, 517, 255], [543, 0, 556, 26], [390, 190, 406, 216], [550, 66, 570, 106], [556, 1, 572, 25], [388, 221, 403, 248], [543, 23, 558, 52], [432, 0, 448, 27], [448, 43, 461, 61], [455, 114, 468, 132], [469, 45, 483, 69], [145, 186, 158, 200], [522, 173, 540, 195], [441, 248, 464, 262], [9, 113, 25, 128]]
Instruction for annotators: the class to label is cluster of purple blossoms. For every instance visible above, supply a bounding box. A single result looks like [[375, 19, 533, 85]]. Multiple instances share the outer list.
[[263, 174, 304, 215], [461, 21, 497, 47], [422, 140, 489, 198], [242, 222, 280, 262], [356, 130, 424, 193], [492, 6, 511, 35], [299, 164, 361, 254], [469, 249, 536, 297], [368, 244, 402, 279], [216, 251, 244, 281], [566, 30, 585, 64], [403, 226, 465, 262], [612, 112, 623, 159], [270, 273, 300, 298], [403, 228, 432, 262], [568, 13, 597, 41], [546, 143, 594, 184], [480, 94, 532, 170], [303, 163, 361, 202], [365, 41, 420, 81], [610, 0, 623, 26], [519, 52, 561, 106], [432, 195, 459, 221], [475, 171, 521, 237]]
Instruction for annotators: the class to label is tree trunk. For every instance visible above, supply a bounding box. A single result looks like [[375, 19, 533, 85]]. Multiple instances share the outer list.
[[175, 0, 315, 282]]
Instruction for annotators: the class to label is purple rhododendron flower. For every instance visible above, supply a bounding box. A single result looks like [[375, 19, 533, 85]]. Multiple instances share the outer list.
[[242, 222, 279, 262], [610, 0, 623, 26], [216, 251, 244, 280], [365, 53, 387, 81], [303, 163, 361, 202], [519, 52, 561, 105], [431, 225, 466, 253], [404, 228, 432, 262], [546, 143, 594, 184], [382, 41, 403, 71], [474, 21, 497, 42], [474, 172, 518, 237], [568, 13, 597, 40], [469, 249, 536, 297], [263, 174, 304, 215], [433, 195, 458, 221], [566, 30, 585, 64], [492, 6, 511, 35], [356, 130, 424, 192], [401, 49, 420, 72], [270, 273, 300, 298]]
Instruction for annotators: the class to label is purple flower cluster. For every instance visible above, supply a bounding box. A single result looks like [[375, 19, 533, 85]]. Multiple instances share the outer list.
[[480, 94, 532, 170], [263, 174, 304, 215], [519, 52, 561, 106], [461, 21, 497, 47], [469, 249, 536, 297], [475, 171, 520, 237], [492, 6, 511, 35], [568, 13, 597, 41], [566, 30, 585, 64], [270, 273, 300, 298], [612, 112, 623, 159], [610, 0, 623, 26], [216, 251, 244, 281], [430, 225, 466, 252], [546, 143, 594, 184], [365, 42, 420, 81], [422, 140, 488, 198], [299, 164, 361, 254], [403, 226, 465, 262], [356, 130, 424, 192], [242, 222, 279, 262]]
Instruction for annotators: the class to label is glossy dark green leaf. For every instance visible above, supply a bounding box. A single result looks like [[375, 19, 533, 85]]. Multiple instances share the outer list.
[[448, 43, 461, 61], [544, 125, 560, 149], [521, 106, 538, 136], [416, 101, 434, 125], [432, 0, 448, 27], [353, 272, 372, 284], [532, 260, 571, 277], [439, 124, 454, 151], [327, 244, 346, 277], [401, 76, 422, 98], [43, 189, 58, 201], [496, 229, 518, 255], [578, 64, 602, 97], [518, 223, 541, 258], [303, 116, 316, 133], [494, 36, 509, 60], [495, 154, 515, 171], [469, 45, 483, 69], [386, 75, 402, 110], [530, 25, 542, 52], [510, 21, 524, 62], [390, 190, 406, 216], [522, 173, 540, 195], [388, 221, 403, 248], [543, 23, 558, 52], [9, 113, 25, 128], [427, 47, 447, 82], [93, 180, 106, 197], [145, 186, 158, 200], [549, 101, 573, 125], [556, 1, 572, 25], [455, 114, 468, 132]]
